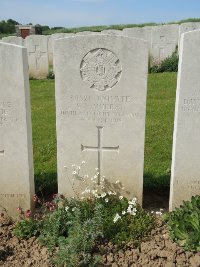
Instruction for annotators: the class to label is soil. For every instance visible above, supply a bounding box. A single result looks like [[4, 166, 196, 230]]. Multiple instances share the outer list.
[[1, 191, 200, 267]]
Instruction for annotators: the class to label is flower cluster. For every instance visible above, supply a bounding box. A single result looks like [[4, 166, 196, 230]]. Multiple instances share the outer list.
[[113, 197, 137, 223]]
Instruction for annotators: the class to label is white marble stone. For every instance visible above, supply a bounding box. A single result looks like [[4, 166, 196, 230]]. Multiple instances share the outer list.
[[123, 27, 152, 47], [151, 24, 179, 64], [169, 30, 200, 210], [54, 35, 148, 204], [76, 31, 97, 35], [25, 35, 49, 79], [0, 43, 34, 218], [179, 22, 200, 36], [1, 36, 24, 46], [48, 33, 75, 65], [101, 30, 123, 35]]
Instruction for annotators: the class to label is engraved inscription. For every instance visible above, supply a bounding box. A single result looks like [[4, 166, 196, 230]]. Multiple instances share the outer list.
[[80, 48, 122, 91], [0, 101, 20, 127], [81, 126, 119, 184], [181, 98, 200, 113], [0, 193, 26, 198], [60, 94, 140, 125], [175, 179, 200, 194]]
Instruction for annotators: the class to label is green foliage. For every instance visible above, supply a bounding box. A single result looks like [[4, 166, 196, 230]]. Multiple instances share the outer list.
[[164, 196, 200, 251], [47, 66, 55, 80], [14, 218, 41, 239], [0, 19, 19, 34], [14, 191, 155, 266], [150, 50, 179, 73], [52, 203, 104, 267]]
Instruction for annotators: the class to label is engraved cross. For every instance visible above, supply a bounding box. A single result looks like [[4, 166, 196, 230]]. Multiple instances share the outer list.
[[81, 126, 119, 184], [29, 45, 46, 70]]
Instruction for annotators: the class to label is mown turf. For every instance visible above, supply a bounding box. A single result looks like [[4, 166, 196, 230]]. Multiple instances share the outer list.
[[30, 73, 177, 193]]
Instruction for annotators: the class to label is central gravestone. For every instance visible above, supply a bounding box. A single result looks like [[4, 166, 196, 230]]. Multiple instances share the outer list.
[[55, 35, 148, 204]]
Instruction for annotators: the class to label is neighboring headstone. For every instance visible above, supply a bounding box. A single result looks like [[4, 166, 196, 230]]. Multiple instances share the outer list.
[[151, 24, 179, 64], [48, 33, 75, 66], [55, 35, 148, 204], [25, 35, 49, 79], [1, 36, 24, 46], [169, 30, 200, 210], [0, 43, 34, 218], [123, 27, 152, 47], [76, 31, 97, 35], [179, 22, 200, 36], [101, 30, 123, 35]]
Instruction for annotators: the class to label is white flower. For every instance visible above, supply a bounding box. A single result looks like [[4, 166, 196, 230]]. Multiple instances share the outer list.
[[105, 198, 109, 203], [108, 191, 112, 195], [93, 175, 98, 179], [122, 211, 126, 215], [92, 190, 97, 195], [151, 211, 154, 214], [77, 166, 81, 170], [95, 167, 99, 171], [84, 174, 89, 178], [81, 197, 84, 200], [72, 207, 76, 212], [119, 196, 123, 200], [113, 192, 117, 196], [101, 177, 105, 182], [72, 171, 77, 175], [101, 192, 106, 198], [113, 213, 121, 223], [65, 206, 69, 212], [81, 160, 86, 164], [115, 180, 120, 184]]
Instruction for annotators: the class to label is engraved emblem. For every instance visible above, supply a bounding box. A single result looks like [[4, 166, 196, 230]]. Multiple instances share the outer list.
[[80, 48, 122, 91]]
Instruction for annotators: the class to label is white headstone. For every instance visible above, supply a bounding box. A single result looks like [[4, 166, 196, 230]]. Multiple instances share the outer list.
[[101, 30, 123, 35], [179, 22, 200, 36], [25, 35, 49, 79], [123, 27, 152, 47], [2, 36, 24, 46], [151, 24, 179, 64], [76, 31, 97, 35], [55, 35, 148, 204], [0, 43, 34, 217], [169, 30, 200, 210], [48, 33, 75, 66]]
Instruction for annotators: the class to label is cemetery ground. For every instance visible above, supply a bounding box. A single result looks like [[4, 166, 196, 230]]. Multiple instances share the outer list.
[[1, 72, 200, 267]]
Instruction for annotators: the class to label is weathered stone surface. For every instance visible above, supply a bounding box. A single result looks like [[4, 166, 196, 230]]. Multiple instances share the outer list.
[[169, 30, 200, 210], [25, 35, 49, 79], [0, 43, 34, 218], [150, 24, 179, 64], [123, 27, 152, 47], [179, 22, 200, 36], [101, 30, 123, 35], [1, 36, 24, 46], [48, 33, 75, 65], [54, 35, 148, 204]]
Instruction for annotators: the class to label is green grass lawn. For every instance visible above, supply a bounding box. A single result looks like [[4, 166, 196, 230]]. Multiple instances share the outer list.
[[30, 72, 177, 194]]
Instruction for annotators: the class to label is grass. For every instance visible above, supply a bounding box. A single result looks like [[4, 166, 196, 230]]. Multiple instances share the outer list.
[[30, 73, 177, 194]]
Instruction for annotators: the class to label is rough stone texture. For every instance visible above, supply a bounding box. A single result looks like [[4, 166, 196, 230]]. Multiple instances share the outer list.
[[48, 33, 75, 66], [54, 35, 148, 204], [0, 43, 34, 218], [101, 30, 123, 35], [150, 24, 179, 64], [25, 35, 49, 79], [170, 30, 200, 210], [179, 22, 200, 37], [123, 26, 152, 48], [1, 36, 24, 46]]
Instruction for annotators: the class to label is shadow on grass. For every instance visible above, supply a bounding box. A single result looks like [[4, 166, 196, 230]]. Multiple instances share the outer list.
[[35, 172, 57, 198], [143, 173, 170, 211]]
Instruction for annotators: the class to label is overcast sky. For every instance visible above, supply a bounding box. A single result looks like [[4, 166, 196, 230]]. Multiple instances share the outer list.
[[1, 0, 200, 28]]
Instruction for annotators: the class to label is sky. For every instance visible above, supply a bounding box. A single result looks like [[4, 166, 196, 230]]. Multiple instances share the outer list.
[[1, 0, 200, 28]]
